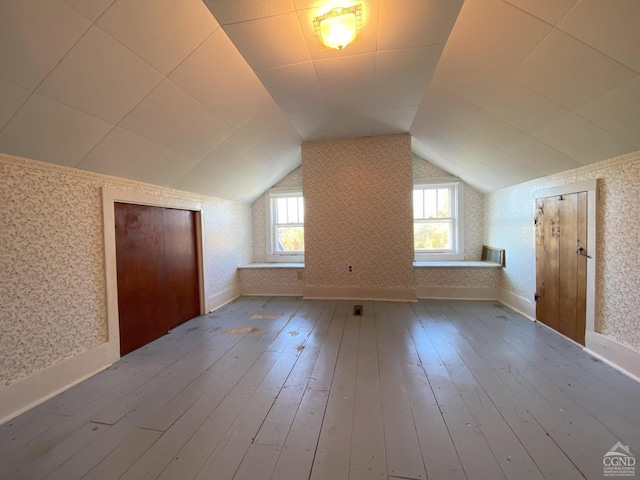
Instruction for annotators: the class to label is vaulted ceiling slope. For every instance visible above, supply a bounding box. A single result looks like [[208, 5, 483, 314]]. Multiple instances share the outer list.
[[0, 0, 301, 202], [1, 1, 639, 202], [410, 0, 640, 191]]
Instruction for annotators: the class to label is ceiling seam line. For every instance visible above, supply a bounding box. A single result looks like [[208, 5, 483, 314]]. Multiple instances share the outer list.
[[0, 13, 100, 140]]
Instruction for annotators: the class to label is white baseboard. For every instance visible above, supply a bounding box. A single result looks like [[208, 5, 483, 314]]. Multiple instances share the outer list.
[[303, 286, 417, 302], [416, 286, 498, 300], [585, 331, 640, 383], [497, 289, 536, 321], [241, 284, 304, 296], [0, 343, 112, 425], [207, 286, 241, 313]]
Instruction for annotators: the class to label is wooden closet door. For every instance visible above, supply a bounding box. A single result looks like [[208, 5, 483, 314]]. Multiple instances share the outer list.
[[535, 192, 587, 344], [115, 203, 200, 355]]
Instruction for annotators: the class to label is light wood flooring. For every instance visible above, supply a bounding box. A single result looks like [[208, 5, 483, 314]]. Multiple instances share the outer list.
[[2, 297, 639, 479]]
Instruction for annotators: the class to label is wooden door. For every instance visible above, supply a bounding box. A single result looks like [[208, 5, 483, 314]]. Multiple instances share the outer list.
[[115, 203, 200, 355], [535, 192, 587, 344]]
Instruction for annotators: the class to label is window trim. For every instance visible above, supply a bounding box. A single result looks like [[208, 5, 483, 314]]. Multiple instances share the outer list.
[[413, 178, 464, 261], [265, 187, 304, 263]]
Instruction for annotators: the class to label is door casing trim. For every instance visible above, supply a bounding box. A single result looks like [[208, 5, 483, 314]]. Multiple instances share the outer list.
[[533, 179, 597, 338], [102, 187, 206, 363]]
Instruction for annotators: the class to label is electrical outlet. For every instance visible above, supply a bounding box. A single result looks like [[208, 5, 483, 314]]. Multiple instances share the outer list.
[[348, 265, 353, 273]]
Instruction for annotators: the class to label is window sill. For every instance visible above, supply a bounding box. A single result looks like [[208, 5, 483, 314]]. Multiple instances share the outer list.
[[239, 262, 498, 269], [413, 261, 500, 268], [238, 263, 304, 269]]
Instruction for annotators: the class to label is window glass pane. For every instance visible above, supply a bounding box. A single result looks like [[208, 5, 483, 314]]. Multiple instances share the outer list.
[[276, 198, 288, 223], [298, 197, 304, 223], [424, 189, 437, 218], [413, 190, 423, 218], [275, 226, 304, 252], [414, 221, 452, 250], [437, 188, 450, 218]]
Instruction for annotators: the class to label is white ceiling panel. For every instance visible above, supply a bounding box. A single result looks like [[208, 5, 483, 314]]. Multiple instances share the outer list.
[[2, 0, 639, 203], [174, 133, 253, 194], [119, 79, 208, 146], [535, 114, 636, 164], [97, 0, 218, 75], [169, 112, 233, 160], [558, 0, 640, 72], [448, 129, 546, 183], [427, 63, 507, 107], [375, 82, 428, 110], [77, 127, 164, 178], [372, 106, 418, 135], [410, 87, 478, 139], [222, 13, 310, 70], [204, 135, 297, 200], [0, 94, 112, 167], [135, 148, 201, 187], [430, 0, 552, 77], [255, 62, 322, 99], [0, 0, 90, 90], [168, 29, 251, 109], [512, 29, 637, 111], [237, 105, 301, 148], [62, 0, 115, 21], [324, 88, 375, 114], [0, 80, 30, 131], [288, 115, 333, 140], [375, 46, 442, 86], [314, 53, 376, 93], [37, 26, 163, 124], [378, 0, 464, 50], [203, 0, 295, 25], [482, 79, 571, 135], [579, 76, 640, 149], [462, 109, 580, 174], [412, 136, 513, 192], [207, 75, 275, 129], [503, 0, 579, 25], [241, 146, 297, 182], [276, 94, 328, 119], [323, 112, 377, 139]]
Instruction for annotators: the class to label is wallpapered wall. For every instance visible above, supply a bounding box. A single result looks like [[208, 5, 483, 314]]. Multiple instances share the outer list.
[[247, 149, 488, 291], [302, 134, 414, 290], [251, 166, 302, 263], [485, 150, 640, 352], [412, 153, 485, 262], [0, 154, 252, 387]]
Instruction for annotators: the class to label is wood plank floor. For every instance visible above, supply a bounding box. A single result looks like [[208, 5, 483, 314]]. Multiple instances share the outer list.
[[2, 297, 639, 480]]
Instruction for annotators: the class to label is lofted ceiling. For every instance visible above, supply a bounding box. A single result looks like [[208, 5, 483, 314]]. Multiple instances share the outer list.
[[0, 0, 639, 202]]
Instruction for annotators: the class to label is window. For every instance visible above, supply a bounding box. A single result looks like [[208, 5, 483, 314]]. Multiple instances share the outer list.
[[413, 180, 464, 261], [266, 188, 304, 262]]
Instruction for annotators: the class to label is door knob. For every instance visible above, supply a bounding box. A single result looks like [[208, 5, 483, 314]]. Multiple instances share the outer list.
[[576, 245, 592, 258]]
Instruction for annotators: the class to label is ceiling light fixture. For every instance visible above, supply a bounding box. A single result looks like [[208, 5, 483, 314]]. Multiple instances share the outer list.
[[313, 4, 362, 50]]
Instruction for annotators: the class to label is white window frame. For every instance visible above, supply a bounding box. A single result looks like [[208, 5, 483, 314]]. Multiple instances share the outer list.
[[413, 178, 464, 261], [265, 188, 304, 263]]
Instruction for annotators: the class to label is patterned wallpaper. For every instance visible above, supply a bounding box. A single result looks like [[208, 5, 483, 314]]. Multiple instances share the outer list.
[[0, 153, 251, 387], [239, 268, 304, 289], [413, 267, 500, 288], [485, 150, 640, 352], [247, 151, 487, 291], [251, 166, 302, 263], [302, 135, 414, 289], [413, 153, 485, 261]]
